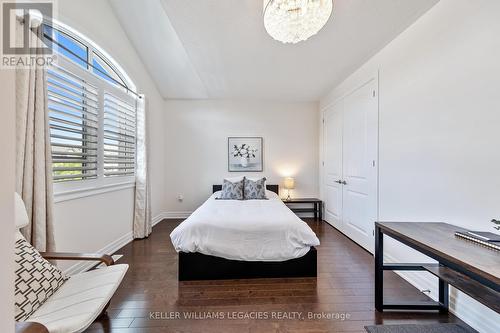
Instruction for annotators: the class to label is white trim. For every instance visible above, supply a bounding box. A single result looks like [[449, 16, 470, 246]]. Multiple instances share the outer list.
[[295, 212, 316, 218], [64, 213, 182, 275], [63, 231, 133, 276], [319, 69, 379, 112], [151, 212, 191, 227], [152, 211, 192, 225], [54, 180, 135, 203], [384, 253, 499, 333], [48, 18, 137, 92], [163, 211, 192, 219], [152, 212, 167, 227]]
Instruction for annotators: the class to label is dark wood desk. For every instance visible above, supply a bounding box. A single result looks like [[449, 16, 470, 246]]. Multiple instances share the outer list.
[[375, 222, 500, 313], [283, 198, 323, 220]]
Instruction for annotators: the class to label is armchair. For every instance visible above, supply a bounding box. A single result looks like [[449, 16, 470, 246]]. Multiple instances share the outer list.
[[14, 194, 129, 333]]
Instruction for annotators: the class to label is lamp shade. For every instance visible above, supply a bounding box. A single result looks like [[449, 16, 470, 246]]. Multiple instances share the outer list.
[[284, 177, 295, 189]]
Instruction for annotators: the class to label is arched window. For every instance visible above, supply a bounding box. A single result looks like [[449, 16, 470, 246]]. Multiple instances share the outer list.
[[42, 21, 138, 192]]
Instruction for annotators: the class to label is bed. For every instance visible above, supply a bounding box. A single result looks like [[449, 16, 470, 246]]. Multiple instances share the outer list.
[[170, 185, 320, 280]]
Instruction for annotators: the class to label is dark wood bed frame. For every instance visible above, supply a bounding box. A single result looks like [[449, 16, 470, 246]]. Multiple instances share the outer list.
[[178, 184, 317, 281]]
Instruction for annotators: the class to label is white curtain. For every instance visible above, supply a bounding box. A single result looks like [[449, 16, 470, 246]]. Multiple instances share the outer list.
[[15, 19, 55, 251], [133, 95, 152, 239]]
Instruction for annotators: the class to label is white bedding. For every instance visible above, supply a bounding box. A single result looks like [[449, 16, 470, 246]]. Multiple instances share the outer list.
[[170, 190, 320, 261]]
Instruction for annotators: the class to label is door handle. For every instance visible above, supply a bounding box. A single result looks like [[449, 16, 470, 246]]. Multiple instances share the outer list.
[[341, 180, 347, 185], [335, 180, 342, 184]]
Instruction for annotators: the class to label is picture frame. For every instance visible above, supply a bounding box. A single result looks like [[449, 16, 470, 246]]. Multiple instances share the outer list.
[[228, 137, 263, 172]]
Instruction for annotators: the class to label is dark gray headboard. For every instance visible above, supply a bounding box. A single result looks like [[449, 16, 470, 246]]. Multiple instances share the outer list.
[[212, 184, 279, 195]]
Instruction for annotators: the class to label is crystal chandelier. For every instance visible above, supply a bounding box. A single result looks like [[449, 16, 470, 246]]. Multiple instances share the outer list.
[[263, 0, 333, 44]]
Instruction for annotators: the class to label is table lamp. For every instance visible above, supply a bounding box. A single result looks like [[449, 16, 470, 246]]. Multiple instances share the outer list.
[[284, 177, 295, 201]]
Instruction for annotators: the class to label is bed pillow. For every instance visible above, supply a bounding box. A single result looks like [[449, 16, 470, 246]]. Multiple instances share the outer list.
[[224, 176, 244, 183], [14, 237, 68, 321], [218, 178, 245, 200], [244, 177, 267, 200]]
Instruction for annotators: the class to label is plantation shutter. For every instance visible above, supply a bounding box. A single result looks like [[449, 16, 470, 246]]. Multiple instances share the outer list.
[[48, 64, 99, 181], [103, 93, 136, 177]]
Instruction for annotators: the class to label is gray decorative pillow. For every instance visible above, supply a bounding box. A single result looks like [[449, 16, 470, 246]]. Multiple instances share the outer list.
[[15, 237, 68, 321], [244, 177, 267, 200], [218, 178, 244, 200]]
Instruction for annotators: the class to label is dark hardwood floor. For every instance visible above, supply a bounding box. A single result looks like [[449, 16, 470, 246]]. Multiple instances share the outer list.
[[86, 219, 465, 333]]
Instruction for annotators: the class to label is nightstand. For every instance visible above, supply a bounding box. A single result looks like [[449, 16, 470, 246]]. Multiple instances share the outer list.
[[282, 198, 323, 221]]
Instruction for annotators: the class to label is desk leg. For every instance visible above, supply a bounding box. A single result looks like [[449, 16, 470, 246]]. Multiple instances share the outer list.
[[314, 202, 318, 220], [319, 202, 323, 221], [439, 277, 449, 314], [375, 225, 384, 312]]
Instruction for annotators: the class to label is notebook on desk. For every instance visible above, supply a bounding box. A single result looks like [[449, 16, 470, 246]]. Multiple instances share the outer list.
[[466, 231, 500, 242], [455, 230, 500, 251]]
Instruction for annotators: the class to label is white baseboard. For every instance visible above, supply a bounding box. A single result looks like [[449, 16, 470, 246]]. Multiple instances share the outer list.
[[152, 212, 166, 227], [153, 211, 192, 225], [163, 211, 192, 219], [64, 231, 133, 276], [63, 212, 190, 276], [384, 253, 499, 333]]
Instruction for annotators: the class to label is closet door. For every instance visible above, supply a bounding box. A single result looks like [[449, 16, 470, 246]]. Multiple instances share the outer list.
[[323, 100, 344, 229], [341, 78, 378, 253]]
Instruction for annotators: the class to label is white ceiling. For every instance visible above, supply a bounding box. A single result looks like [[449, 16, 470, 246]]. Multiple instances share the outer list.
[[110, 0, 439, 101]]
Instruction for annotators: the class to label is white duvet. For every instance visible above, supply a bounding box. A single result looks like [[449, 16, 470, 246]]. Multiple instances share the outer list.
[[170, 190, 320, 261]]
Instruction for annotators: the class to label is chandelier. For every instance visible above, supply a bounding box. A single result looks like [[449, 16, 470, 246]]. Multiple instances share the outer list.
[[263, 0, 333, 44]]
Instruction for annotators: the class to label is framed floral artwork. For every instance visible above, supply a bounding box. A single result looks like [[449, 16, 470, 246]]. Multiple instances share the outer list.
[[228, 137, 263, 172]]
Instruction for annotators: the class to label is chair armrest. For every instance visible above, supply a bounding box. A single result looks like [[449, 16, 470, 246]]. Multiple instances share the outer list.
[[39, 252, 115, 266], [16, 322, 49, 333]]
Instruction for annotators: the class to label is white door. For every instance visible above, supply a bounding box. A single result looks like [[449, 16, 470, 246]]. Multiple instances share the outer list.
[[323, 100, 344, 229], [341, 79, 378, 253], [322, 77, 378, 253]]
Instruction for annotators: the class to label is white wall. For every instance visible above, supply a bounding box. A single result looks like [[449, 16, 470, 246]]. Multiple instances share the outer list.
[[163, 99, 319, 215], [320, 1, 500, 332], [53, 0, 166, 271], [0, 49, 16, 333]]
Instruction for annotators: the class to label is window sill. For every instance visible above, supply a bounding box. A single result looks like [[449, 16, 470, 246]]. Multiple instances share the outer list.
[[54, 178, 135, 203]]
